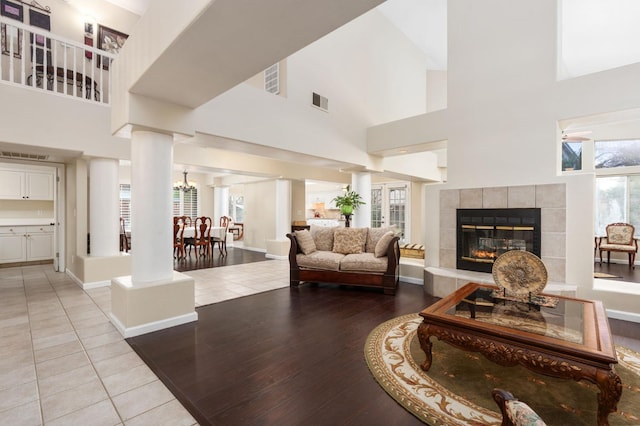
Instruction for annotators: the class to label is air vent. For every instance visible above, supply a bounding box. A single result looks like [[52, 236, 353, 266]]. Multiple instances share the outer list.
[[264, 63, 279, 94], [312, 92, 328, 111], [1, 151, 49, 161]]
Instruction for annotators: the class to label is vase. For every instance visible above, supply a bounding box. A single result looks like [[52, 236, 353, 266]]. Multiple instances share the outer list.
[[340, 205, 354, 215]]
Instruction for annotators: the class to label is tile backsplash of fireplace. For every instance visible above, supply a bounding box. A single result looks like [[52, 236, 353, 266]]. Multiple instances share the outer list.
[[439, 184, 566, 283]]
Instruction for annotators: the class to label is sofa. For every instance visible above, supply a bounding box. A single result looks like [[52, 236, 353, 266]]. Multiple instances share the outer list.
[[286, 225, 401, 295]]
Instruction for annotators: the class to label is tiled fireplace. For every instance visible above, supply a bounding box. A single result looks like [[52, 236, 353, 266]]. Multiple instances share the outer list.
[[425, 183, 567, 298], [457, 208, 541, 273]]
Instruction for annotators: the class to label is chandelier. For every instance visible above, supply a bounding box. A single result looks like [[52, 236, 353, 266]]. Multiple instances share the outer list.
[[174, 170, 196, 192]]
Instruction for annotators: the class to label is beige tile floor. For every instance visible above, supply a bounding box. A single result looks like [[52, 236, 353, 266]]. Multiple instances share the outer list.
[[0, 259, 289, 425]]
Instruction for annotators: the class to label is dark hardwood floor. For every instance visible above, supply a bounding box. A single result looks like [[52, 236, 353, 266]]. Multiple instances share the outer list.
[[127, 278, 640, 426], [594, 260, 640, 282], [128, 283, 436, 425], [173, 246, 270, 272]]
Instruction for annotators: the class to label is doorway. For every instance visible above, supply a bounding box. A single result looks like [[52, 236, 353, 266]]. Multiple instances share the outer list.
[[371, 183, 409, 242]]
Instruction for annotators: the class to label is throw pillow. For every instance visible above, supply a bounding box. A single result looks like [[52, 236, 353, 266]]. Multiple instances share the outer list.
[[374, 231, 395, 257], [333, 228, 366, 255], [295, 230, 317, 255], [310, 225, 337, 251], [366, 226, 395, 253]]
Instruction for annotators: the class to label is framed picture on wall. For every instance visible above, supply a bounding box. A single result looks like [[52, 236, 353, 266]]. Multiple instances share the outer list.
[[0, 0, 23, 22], [96, 24, 128, 70], [29, 8, 50, 30], [84, 35, 93, 59]]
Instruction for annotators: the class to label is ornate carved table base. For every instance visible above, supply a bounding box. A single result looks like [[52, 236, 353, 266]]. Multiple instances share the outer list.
[[417, 322, 622, 426]]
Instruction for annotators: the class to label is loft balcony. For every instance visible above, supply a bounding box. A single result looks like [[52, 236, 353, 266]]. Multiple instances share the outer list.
[[0, 17, 116, 105]]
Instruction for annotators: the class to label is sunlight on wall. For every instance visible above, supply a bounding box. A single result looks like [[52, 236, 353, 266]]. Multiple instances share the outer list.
[[560, 0, 640, 79]]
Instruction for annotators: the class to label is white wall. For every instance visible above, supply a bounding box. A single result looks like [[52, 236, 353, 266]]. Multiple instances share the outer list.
[[192, 8, 427, 171], [243, 180, 277, 250], [417, 0, 640, 316]]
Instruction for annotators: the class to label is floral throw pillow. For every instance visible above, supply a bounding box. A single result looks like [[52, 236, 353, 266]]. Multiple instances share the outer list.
[[333, 228, 366, 255], [295, 229, 317, 255]]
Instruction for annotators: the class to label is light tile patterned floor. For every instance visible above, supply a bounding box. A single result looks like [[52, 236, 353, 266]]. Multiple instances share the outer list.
[[0, 259, 289, 425]]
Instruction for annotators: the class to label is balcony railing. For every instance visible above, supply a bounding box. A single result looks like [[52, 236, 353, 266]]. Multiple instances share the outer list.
[[0, 17, 116, 105]]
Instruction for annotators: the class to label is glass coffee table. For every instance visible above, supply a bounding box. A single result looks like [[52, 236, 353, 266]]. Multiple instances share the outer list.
[[417, 282, 622, 426]]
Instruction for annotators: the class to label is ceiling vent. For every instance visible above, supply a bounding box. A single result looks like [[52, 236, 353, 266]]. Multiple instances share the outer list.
[[1, 151, 49, 161], [312, 92, 328, 112]]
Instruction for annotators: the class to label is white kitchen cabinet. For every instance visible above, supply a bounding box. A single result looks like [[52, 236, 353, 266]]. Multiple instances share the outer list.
[[0, 168, 54, 200], [26, 226, 55, 261], [0, 226, 54, 263], [0, 227, 27, 263]]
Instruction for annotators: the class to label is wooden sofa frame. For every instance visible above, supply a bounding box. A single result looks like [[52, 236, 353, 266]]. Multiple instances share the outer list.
[[286, 233, 401, 295]]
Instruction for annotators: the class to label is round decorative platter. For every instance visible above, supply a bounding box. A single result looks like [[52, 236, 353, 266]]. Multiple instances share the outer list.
[[492, 250, 548, 296]]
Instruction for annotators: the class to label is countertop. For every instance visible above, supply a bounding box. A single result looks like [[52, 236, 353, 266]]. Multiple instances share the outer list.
[[0, 218, 56, 226]]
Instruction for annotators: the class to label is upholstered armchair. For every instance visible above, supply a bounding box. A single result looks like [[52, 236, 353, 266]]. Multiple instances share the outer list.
[[599, 222, 638, 269], [492, 389, 547, 426]]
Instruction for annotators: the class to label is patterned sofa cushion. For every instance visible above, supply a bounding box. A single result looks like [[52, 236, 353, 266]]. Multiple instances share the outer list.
[[333, 228, 367, 254], [366, 226, 395, 253], [294, 229, 317, 255], [310, 225, 338, 251], [339, 253, 388, 273], [374, 231, 395, 258], [296, 251, 344, 271]]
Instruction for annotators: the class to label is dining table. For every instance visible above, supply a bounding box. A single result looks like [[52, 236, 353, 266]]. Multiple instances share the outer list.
[[182, 226, 226, 255], [182, 226, 225, 239]]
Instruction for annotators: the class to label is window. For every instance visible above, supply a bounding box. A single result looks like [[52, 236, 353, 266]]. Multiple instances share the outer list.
[[173, 189, 198, 218], [371, 184, 408, 241], [595, 139, 640, 169], [264, 63, 279, 95], [562, 141, 582, 171], [595, 175, 640, 235], [119, 184, 199, 229], [228, 195, 244, 222], [119, 184, 131, 231]]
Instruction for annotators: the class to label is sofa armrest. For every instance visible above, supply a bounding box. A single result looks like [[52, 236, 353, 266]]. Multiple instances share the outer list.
[[286, 233, 300, 269], [384, 236, 401, 275]]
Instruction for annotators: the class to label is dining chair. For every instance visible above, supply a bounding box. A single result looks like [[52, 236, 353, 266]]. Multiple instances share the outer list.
[[212, 216, 230, 255], [173, 216, 190, 259], [191, 216, 212, 257], [599, 222, 638, 268], [120, 217, 131, 253]]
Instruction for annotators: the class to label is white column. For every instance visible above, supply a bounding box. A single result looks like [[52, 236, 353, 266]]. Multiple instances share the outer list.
[[352, 172, 371, 228], [89, 158, 120, 257], [275, 179, 291, 239], [213, 185, 229, 224], [130, 130, 174, 283]]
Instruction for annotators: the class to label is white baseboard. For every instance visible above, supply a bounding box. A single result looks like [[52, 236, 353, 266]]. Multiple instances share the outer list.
[[65, 269, 111, 290], [241, 246, 266, 253], [65, 269, 82, 287], [265, 254, 288, 260], [82, 280, 111, 290], [109, 311, 199, 338], [606, 309, 640, 324]]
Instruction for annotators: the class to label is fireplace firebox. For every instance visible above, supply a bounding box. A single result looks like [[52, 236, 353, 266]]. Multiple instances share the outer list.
[[456, 208, 541, 273]]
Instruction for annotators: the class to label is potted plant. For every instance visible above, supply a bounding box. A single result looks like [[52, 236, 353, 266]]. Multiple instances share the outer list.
[[332, 185, 365, 217]]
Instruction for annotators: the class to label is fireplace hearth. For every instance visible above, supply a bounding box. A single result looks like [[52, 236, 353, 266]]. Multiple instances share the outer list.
[[456, 208, 541, 273]]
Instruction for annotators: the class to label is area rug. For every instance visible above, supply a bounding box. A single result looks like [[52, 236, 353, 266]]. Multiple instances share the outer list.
[[595, 272, 623, 279], [364, 313, 640, 425]]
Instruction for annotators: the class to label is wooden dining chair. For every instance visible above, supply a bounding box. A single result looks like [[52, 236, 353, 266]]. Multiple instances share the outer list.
[[191, 216, 212, 257], [120, 217, 131, 253], [212, 216, 231, 255], [173, 216, 190, 259]]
